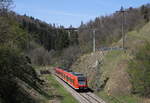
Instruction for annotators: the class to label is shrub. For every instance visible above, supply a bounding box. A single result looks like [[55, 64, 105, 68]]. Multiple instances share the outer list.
[[0, 46, 39, 103], [29, 47, 52, 65], [128, 42, 150, 97], [60, 45, 81, 69]]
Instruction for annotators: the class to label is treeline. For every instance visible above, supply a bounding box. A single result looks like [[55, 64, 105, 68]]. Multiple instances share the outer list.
[[78, 4, 150, 52], [6, 12, 79, 66], [9, 4, 150, 68], [10, 13, 78, 51], [13, 3, 150, 67]]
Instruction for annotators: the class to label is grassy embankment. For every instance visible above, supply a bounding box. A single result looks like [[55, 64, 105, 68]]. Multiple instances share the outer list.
[[97, 22, 150, 103], [96, 50, 141, 103], [35, 67, 78, 103]]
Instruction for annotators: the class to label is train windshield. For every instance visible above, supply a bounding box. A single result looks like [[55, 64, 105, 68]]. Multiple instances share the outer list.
[[78, 77, 86, 85]]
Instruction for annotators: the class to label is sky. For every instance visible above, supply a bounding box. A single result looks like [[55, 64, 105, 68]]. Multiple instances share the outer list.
[[13, 0, 150, 27]]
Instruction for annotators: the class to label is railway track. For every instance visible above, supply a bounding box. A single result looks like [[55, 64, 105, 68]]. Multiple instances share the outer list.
[[80, 92, 106, 103], [52, 72, 106, 103]]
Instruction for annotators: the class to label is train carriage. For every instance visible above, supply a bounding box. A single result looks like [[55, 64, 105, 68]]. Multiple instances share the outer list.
[[55, 67, 88, 90]]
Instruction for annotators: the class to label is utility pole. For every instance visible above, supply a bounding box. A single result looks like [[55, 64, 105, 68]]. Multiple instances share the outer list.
[[93, 29, 96, 53], [120, 7, 125, 50], [117, 6, 126, 50], [68, 31, 71, 39]]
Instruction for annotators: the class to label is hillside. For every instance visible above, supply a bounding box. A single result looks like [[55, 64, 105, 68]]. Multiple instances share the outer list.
[[71, 21, 150, 103], [0, 15, 79, 103], [1, 1, 150, 103]]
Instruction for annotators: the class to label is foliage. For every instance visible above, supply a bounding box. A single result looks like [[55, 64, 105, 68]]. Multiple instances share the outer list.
[[0, 0, 14, 15], [29, 47, 53, 66], [0, 16, 28, 50], [0, 46, 40, 103], [13, 14, 79, 51], [60, 45, 81, 68], [0, 12, 48, 103], [141, 4, 150, 22], [128, 42, 150, 97]]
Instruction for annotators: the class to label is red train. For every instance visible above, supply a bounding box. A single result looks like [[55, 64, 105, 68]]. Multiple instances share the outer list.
[[54, 67, 88, 90]]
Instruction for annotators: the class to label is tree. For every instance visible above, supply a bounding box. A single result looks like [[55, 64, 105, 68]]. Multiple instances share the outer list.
[[141, 5, 149, 22], [128, 42, 150, 97], [0, 46, 40, 103], [0, 0, 14, 15]]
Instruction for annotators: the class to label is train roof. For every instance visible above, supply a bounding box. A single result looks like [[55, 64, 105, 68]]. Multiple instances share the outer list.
[[70, 72, 84, 77], [56, 67, 85, 78]]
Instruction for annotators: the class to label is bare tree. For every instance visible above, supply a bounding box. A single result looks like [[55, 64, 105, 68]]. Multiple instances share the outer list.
[[0, 0, 13, 15]]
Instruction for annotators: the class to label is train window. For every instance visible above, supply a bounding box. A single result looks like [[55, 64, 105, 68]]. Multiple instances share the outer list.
[[70, 78, 72, 83], [68, 77, 70, 81], [71, 79, 74, 84], [70, 78, 72, 82], [78, 76, 86, 85], [73, 79, 74, 85]]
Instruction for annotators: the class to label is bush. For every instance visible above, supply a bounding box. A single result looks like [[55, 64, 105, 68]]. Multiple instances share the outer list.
[[29, 47, 53, 65], [60, 45, 81, 69], [0, 46, 39, 103], [128, 42, 150, 97]]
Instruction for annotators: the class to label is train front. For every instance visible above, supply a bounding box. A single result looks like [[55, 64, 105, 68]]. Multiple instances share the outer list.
[[78, 76, 88, 90]]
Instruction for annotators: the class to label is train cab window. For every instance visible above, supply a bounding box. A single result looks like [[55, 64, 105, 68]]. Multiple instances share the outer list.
[[78, 76, 86, 85]]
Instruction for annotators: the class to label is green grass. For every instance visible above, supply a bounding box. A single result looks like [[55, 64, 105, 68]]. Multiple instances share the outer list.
[[33, 65, 44, 70], [34, 66, 78, 103], [46, 75, 78, 103], [98, 91, 142, 103]]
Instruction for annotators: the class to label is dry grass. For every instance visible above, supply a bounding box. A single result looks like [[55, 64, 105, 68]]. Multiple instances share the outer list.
[[105, 61, 131, 96]]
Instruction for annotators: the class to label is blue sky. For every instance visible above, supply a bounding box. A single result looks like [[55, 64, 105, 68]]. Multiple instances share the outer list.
[[13, 0, 150, 27]]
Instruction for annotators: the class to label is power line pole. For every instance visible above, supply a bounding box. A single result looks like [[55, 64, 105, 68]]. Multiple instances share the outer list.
[[68, 31, 71, 38], [121, 8, 125, 50], [117, 6, 126, 50], [93, 29, 96, 53]]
